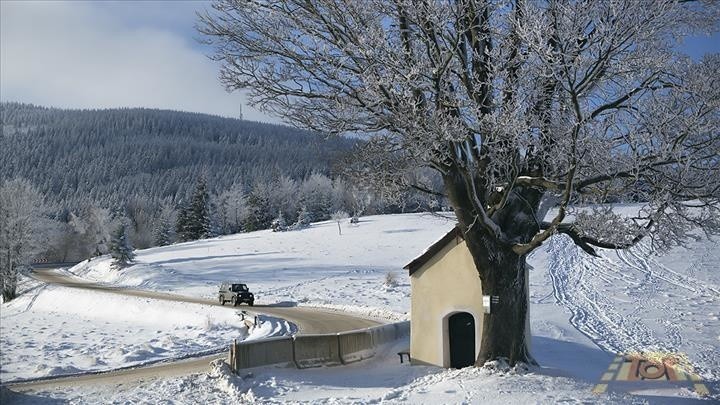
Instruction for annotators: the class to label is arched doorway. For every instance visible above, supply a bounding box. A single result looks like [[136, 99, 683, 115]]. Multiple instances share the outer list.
[[448, 312, 475, 368]]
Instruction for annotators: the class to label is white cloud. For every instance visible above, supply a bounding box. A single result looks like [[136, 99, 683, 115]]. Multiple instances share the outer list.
[[0, 1, 275, 122]]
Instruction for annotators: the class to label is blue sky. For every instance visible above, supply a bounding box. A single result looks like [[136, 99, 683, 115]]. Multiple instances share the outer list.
[[0, 0, 273, 122], [1, 1, 718, 123], [683, 32, 720, 59]]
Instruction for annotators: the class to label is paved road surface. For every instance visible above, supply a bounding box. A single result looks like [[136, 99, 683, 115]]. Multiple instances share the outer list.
[[7, 268, 382, 391]]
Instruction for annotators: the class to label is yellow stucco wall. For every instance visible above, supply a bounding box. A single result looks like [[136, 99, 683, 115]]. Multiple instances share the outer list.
[[409, 237, 532, 368], [410, 237, 484, 367]]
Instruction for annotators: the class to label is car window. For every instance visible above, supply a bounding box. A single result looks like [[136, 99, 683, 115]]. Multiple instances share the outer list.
[[231, 284, 248, 292]]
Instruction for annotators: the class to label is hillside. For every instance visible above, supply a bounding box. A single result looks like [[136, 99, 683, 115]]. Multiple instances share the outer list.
[[0, 102, 355, 207]]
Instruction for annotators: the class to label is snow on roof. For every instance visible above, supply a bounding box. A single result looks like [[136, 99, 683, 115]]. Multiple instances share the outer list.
[[404, 225, 462, 275]]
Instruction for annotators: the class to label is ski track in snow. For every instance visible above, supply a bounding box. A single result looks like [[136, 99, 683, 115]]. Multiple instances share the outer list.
[[545, 234, 720, 380]]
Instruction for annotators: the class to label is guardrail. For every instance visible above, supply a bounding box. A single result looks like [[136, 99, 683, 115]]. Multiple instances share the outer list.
[[30, 262, 82, 270], [229, 336, 294, 369], [228, 321, 409, 373], [338, 328, 374, 364]]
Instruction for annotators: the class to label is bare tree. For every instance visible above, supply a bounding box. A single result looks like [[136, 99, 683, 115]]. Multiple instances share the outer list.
[[216, 183, 247, 235], [0, 179, 51, 302], [331, 210, 349, 235], [125, 196, 155, 249], [272, 175, 300, 222], [200, 0, 720, 365], [70, 204, 115, 258]]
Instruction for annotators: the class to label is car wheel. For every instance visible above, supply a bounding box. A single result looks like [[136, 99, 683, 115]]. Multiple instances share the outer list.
[[249, 300, 254, 307], [219, 295, 225, 305], [231, 296, 237, 307]]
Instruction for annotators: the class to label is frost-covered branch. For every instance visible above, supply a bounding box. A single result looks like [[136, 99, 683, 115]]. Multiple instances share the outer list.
[[201, 0, 720, 258]]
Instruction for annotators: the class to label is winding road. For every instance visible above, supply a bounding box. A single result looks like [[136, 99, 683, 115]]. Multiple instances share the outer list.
[[6, 268, 382, 391]]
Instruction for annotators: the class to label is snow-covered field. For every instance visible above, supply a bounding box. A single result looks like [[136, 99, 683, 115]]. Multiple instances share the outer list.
[[2, 211, 719, 403], [5, 342, 639, 405], [69, 213, 459, 319], [0, 275, 290, 382]]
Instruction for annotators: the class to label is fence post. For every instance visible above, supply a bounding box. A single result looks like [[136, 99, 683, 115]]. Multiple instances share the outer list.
[[337, 333, 345, 365], [228, 342, 232, 372], [292, 335, 300, 368], [228, 340, 233, 373], [232, 339, 238, 373]]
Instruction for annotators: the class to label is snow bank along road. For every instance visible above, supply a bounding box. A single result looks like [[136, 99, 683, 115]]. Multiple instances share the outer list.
[[7, 268, 381, 391]]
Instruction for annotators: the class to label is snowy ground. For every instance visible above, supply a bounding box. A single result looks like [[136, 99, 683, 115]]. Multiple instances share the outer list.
[[2, 211, 719, 403], [0, 275, 290, 382], [4, 341, 643, 405], [69, 213, 459, 320]]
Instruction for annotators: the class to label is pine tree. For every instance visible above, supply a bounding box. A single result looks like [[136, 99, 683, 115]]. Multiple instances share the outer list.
[[190, 179, 212, 239], [154, 216, 172, 246], [109, 222, 134, 268], [175, 203, 190, 242], [176, 179, 212, 241], [153, 200, 176, 246], [243, 187, 273, 232]]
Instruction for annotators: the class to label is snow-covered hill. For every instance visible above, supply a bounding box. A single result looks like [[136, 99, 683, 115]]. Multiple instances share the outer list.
[[69, 213, 459, 319], [2, 211, 718, 403]]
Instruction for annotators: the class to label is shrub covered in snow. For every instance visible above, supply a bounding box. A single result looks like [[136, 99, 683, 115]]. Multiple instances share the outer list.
[[290, 206, 312, 230], [270, 212, 287, 232], [384, 271, 398, 288]]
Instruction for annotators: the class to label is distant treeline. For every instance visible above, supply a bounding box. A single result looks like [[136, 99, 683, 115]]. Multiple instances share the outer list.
[[1, 102, 354, 205], [0, 103, 441, 262]]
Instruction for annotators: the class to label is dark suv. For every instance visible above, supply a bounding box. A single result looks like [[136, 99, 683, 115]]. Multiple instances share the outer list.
[[219, 282, 255, 306]]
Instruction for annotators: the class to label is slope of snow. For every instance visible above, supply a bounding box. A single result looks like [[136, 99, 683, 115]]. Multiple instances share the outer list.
[[69, 213, 457, 319], [532, 235, 720, 383], [0, 279, 289, 382]]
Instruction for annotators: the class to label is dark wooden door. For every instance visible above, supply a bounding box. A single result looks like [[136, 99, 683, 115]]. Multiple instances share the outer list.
[[449, 312, 475, 368]]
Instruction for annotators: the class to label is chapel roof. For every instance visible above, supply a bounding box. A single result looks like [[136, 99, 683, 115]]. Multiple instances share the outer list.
[[404, 225, 463, 276]]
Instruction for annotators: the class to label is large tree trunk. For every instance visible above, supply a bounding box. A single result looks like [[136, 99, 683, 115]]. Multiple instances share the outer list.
[[443, 169, 538, 366], [473, 243, 533, 365]]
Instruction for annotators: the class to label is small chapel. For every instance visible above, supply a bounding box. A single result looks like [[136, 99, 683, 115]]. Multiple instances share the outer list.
[[404, 226, 530, 368]]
